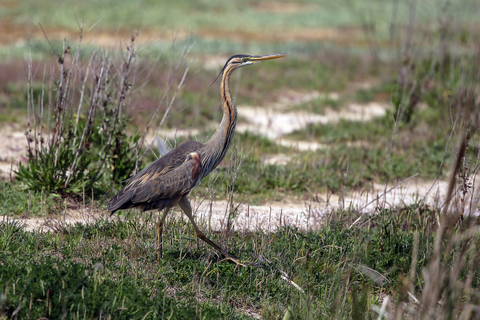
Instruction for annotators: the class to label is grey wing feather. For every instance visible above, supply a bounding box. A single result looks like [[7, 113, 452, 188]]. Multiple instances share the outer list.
[[128, 140, 202, 182], [108, 140, 203, 213], [156, 135, 170, 157]]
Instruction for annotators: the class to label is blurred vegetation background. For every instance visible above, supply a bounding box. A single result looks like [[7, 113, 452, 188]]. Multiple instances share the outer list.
[[1, 1, 480, 319]]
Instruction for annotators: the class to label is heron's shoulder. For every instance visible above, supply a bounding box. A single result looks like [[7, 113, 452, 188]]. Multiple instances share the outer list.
[[172, 140, 204, 154], [161, 141, 204, 163]]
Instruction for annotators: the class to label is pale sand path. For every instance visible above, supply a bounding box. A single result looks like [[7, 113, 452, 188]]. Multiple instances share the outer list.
[[4, 177, 472, 234]]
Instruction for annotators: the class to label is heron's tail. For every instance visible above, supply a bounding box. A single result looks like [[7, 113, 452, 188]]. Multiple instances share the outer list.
[[107, 189, 134, 214]]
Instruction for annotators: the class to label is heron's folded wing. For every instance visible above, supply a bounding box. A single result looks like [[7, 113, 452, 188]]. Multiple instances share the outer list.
[[109, 152, 201, 212]]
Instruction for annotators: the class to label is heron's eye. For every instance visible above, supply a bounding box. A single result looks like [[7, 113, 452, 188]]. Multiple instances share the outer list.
[[242, 57, 247, 62]]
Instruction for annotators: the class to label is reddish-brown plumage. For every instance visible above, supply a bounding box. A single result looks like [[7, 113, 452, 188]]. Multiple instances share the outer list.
[[189, 152, 202, 180]]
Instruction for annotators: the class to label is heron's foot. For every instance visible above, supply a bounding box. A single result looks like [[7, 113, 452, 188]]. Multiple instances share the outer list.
[[220, 254, 247, 268]]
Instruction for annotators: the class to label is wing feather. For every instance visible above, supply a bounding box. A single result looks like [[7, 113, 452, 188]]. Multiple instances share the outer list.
[[108, 141, 203, 213]]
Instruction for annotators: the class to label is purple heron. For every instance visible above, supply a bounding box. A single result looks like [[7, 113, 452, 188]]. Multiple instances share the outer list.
[[108, 53, 289, 266]]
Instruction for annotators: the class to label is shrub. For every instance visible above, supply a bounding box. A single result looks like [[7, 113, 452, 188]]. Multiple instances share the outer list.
[[15, 35, 140, 194]]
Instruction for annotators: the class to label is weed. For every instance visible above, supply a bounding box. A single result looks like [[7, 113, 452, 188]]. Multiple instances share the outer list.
[[0, 181, 56, 216]]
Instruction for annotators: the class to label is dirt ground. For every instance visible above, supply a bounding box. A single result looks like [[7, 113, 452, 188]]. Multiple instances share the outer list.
[[0, 177, 462, 233]]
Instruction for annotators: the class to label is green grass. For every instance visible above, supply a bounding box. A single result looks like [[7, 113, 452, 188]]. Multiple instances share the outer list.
[[4, 203, 473, 319], [282, 117, 448, 189], [0, 220, 245, 319], [0, 181, 58, 216], [2, 202, 479, 319]]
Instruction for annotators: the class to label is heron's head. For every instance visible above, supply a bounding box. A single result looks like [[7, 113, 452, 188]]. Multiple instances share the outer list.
[[224, 53, 290, 69], [212, 53, 289, 84]]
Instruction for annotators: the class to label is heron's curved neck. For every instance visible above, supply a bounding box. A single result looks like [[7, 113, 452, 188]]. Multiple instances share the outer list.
[[203, 66, 237, 171]]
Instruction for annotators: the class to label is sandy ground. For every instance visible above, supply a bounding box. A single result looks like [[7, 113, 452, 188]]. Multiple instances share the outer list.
[[236, 101, 388, 140], [3, 176, 471, 234]]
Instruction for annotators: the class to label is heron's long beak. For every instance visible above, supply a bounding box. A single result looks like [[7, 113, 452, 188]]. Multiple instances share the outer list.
[[248, 53, 290, 62]]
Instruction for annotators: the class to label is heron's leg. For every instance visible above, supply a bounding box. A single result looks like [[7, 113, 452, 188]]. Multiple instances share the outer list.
[[178, 197, 246, 267], [157, 207, 171, 259]]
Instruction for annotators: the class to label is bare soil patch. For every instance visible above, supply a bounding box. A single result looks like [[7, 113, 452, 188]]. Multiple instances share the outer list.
[[236, 101, 390, 140]]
